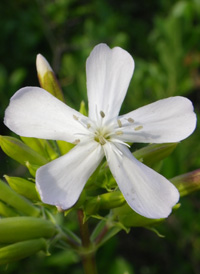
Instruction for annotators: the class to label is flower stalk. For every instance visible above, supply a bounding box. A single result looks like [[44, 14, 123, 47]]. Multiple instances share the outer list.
[[77, 210, 98, 274]]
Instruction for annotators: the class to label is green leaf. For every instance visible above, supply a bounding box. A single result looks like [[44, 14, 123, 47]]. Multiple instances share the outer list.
[[109, 257, 134, 274], [56, 140, 74, 155]]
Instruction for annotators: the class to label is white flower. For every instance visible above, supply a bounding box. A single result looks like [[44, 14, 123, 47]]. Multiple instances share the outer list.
[[4, 44, 197, 219]]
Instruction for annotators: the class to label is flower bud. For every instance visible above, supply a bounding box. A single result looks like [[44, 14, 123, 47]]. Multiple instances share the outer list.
[[0, 217, 57, 243], [0, 179, 40, 216], [113, 203, 164, 228], [0, 136, 47, 166], [0, 238, 48, 265], [113, 203, 180, 228], [84, 191, 125, 215], [0, 201, 18, 217], [4, 175, 40, 201], [171, 169, 200, 197], [133, 143, 178, 167], [20, 137, 58, 161], [36, 54, 65, 102], [79, 101, 88, 116], [25, 162, 39, 177]]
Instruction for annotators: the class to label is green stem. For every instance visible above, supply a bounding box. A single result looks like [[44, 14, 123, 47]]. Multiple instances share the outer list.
[[77, 210, 98, 274], [94, 224, 109, 245]]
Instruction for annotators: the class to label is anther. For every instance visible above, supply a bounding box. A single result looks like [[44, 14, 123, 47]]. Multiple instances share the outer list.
[[73, 114, 79, 121], [117, 119, 122, 127], [100, 111, 105, 118], [115, 131, 123, 135], [99, 136, 106, 145], [87, 123, 91, 129], [128, 118, 134, 123], [73, 139, 80, 144], [134, 125, 143, 131]]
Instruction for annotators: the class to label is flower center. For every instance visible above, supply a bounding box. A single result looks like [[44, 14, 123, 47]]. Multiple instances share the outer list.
[[94, 127, 111, 145], [72, 110, 144, 147]]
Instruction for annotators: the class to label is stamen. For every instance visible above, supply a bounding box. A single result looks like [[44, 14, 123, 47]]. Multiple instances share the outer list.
[[117, 119, 122, 127], [128, 118, 134, 123], [100, 110, 105, 118], [134, 125, 143, 131], [73, 114, 79, 121], [115, 131, 123, 135], [99, 136, 106, 145], [73, 139, 80, 144], [112, 138, 130, 148], [87, 123, 91, 129]]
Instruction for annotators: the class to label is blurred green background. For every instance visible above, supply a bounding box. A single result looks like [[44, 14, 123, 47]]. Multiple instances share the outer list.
[[0, 0, 200, 273]]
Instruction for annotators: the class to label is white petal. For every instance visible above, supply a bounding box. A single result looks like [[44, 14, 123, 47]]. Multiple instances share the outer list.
[[119, 96, 196, 143], [36, 141, 104, 209], [4, 87, 89, 143], [86, 44, 134, 122], [104, 142, 179, 219], [36, 54, 53, 77]]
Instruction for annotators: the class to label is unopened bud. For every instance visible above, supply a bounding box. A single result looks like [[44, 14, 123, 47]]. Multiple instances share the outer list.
[[25, 161, 39, 177], [79, 101, 88, 116], [4, 175, 40, 201], [171, 169, 200, 197], [36, 54, 65, 102], [113, 203, 180, 228], [21, 136, 58, 161], [133, 143, 178, 167], [0, 216, 57, 243], [0, 135, 47, 166], [0, 179, 40, 216], [0, 201, 18, 217], [0, 238, 48, 265], [84, 191, 125, 215]]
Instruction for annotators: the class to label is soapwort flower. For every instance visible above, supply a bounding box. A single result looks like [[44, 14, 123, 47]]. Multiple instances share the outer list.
[[4, 44, 197, 219]]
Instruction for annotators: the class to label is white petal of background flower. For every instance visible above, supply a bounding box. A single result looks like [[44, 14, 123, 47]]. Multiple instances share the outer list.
[[4, 87, 89, 144], [86, 43, 135, 122], [36, 141, 104, 209], [118, 96, 197, 143], [103, 142, 180, 219]]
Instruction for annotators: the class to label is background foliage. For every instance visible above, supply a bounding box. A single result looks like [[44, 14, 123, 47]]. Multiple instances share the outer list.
[[0, 0, 200, 273]]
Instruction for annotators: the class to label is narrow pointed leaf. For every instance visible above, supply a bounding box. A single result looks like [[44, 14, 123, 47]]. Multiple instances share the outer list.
[[56, 140, 74, 155]]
